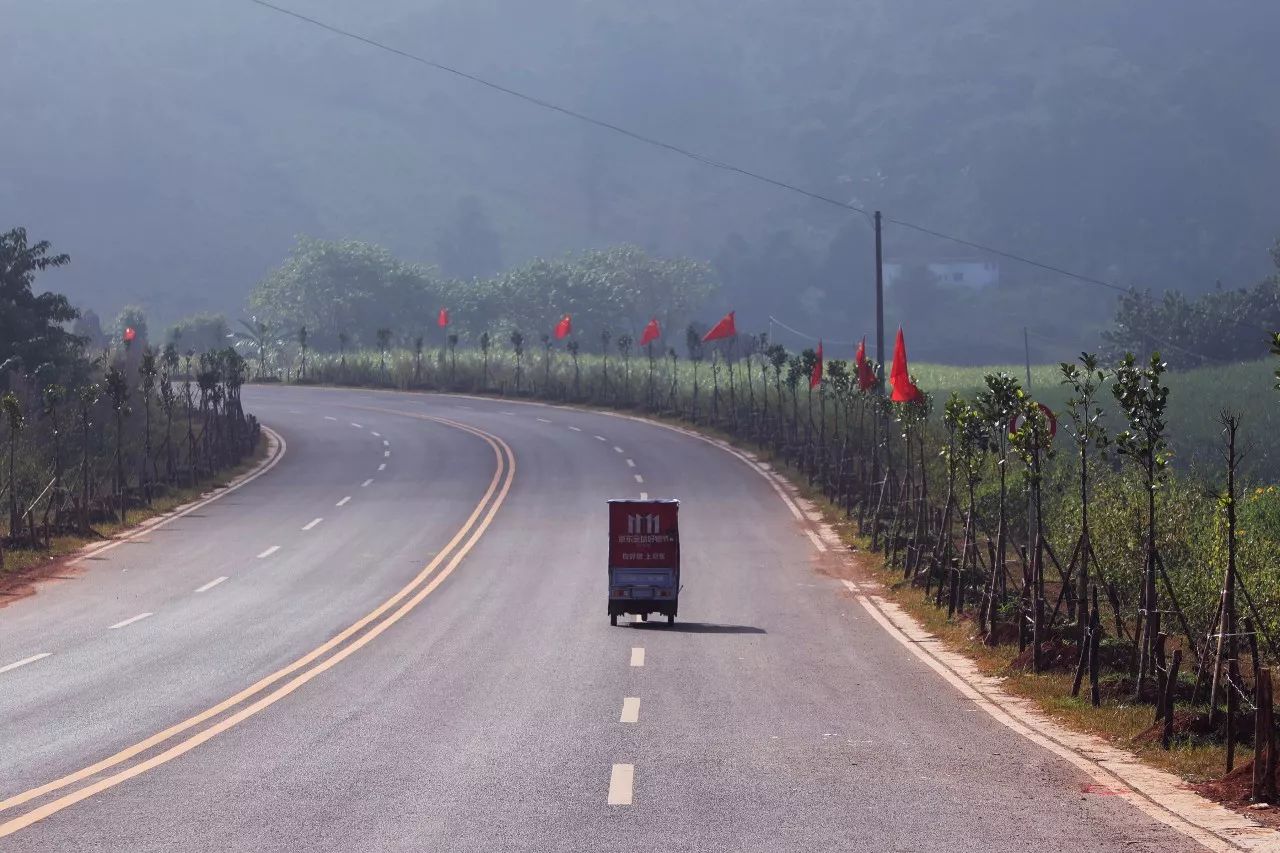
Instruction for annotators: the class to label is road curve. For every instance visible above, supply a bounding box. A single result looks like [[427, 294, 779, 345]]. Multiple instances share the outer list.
[[0, 386, 1207, 852]]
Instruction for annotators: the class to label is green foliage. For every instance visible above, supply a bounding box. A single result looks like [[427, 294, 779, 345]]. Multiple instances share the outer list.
[[1112, 352, 1171, 485], [249, 238, 716, 353], [1060, 353, 1110, 456], [0, 227, 76, 383], [1102, 265, 1280, 369], [113, 305, 149, 346], [166, 313, 231, 354]]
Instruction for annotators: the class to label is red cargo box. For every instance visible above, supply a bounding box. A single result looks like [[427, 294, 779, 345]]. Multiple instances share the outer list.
[[607, 499, 680, 570]]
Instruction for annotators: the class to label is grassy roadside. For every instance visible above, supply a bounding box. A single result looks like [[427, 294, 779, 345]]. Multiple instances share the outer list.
[[0, 435, 269, 584]]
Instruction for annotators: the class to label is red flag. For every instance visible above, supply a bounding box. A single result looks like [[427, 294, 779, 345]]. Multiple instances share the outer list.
[[701, 311, 736, 343], [810, 340, 823, 389], [889, 327, 923, 403], [123, 327, 136, 343], [856, 336, 876, 391], [639, 317, 661, 346], [554, 314, 572, 340], [437, 308, 449, 328]]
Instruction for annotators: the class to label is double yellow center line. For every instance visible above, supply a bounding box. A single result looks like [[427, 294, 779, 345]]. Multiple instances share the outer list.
[[0, 412, 514, 838]]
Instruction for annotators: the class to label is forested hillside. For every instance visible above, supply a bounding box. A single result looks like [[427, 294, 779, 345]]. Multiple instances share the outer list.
[[6, 1, 1278, 359]]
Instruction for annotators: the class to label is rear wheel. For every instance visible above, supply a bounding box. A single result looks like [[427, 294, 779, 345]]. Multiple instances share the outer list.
[[667, 614, 675, 625], [610, 614, 617, 626]]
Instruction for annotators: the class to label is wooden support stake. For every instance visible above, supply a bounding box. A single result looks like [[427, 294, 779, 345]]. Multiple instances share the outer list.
[[1163, 649, 1182, 750], [1254, 668, 1275, 803]]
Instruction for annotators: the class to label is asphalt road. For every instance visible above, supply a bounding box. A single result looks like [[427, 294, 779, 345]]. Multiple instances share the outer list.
[[0, 386, 1209, 851]]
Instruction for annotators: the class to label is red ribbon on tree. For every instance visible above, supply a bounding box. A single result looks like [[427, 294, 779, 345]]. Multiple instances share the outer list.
[[639, 317, 661, 346], [554, 314, 573, 340], [437, 308, 449, 328], [123, 327, 137, 343], [889, 327, 923, 403], [701, 311, 736, 343], [855, 336, 876, 391]]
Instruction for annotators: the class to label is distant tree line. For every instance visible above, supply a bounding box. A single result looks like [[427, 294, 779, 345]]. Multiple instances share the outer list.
[[244, 236, 718, 356], [1103, 238, 1280, 369]]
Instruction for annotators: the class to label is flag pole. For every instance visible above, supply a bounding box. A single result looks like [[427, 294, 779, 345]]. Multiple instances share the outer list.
[[874, 210, 885, 391]]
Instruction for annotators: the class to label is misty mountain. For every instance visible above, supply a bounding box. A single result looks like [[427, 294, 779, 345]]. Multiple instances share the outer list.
[[6, 0, 1278, 355]]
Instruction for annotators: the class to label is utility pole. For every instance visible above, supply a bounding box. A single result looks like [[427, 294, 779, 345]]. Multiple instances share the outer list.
[[1024, 327, 1032, 388], [874, 211, 885, 388]]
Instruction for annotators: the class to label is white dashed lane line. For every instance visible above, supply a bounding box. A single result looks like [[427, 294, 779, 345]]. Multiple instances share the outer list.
[[620, 698, 641, 724], [634, 474, 644, 484], [371, 431, 381, 437], [630, 647, 645, 667], [323, 416, 337, 421], [362, 478, 374, 487], [0, 653, 51, 675], [536, 417, 552, 423], [613, 446, 624, 454], [626, 459, 636, 468], [608, 764, 634, 806], [383, 439, 390, 446], [350, 422, 363, 429], [195, 576, 228, 593], [384, 450, 391, 457], [336, 496, 352, 507], [595, 435, 607, 442], [108, 612, 153, 630], [569, 426, 582, 432], [257, 545, 280, 559], [301, 518, 323, 531], [639, 492, 648, 500], [378, 463, 386, 471]]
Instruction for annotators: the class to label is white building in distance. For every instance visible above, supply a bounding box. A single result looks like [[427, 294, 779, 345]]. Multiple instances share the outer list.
[[883, 258, 1000, 289]]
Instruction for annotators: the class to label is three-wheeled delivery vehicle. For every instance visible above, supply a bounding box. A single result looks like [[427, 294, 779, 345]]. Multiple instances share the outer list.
[[607, 499, 680, 626]]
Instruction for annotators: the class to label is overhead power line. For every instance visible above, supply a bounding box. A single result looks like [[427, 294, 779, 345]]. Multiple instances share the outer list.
[[246, 0, 1271, 338]]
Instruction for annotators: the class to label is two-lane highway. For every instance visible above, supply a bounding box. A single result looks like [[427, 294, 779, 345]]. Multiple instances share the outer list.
[[0, 386, 1210, 851]]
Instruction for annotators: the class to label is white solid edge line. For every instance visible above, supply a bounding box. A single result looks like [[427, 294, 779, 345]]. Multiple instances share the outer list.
[[195, 576, 228, 593], [0, 653, 52, 675], [630, 647, 645, 667], [620, 697, 641, 724], [626, 459, 636, 467], [805, 529, 828, 552], [634, 474, 644, 484], [607, 764, 634, 806], [257, 545, 280, 559], [639, 491, 648, 500], [301, 518, 323, 531], [108, 612, 153, 630], [336, 496, 352, 507], [361, 478, 374, 487]]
